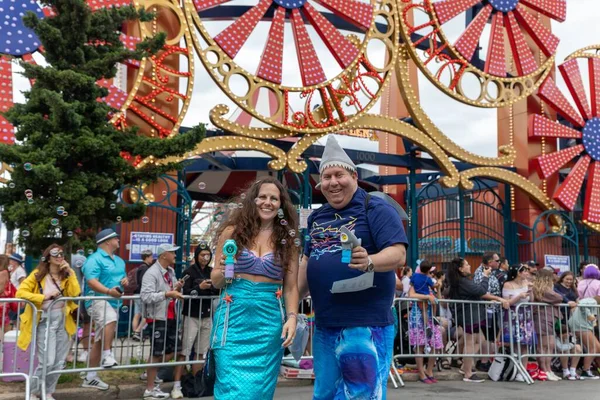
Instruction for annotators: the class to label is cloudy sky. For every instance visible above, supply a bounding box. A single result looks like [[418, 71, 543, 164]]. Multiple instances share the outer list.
[[177, 0, 600, 162]]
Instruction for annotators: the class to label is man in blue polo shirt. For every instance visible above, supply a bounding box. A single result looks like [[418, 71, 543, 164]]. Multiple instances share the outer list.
[[81, 228, 128, 390], [298, 136, 408, 400]]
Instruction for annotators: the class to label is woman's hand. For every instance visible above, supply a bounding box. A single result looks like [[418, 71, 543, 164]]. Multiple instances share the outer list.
[[483, 267, 492, 277], [281, 317, 297, 348]]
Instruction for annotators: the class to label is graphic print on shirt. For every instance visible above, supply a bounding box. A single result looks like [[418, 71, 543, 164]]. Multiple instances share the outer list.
[[308, 214, 357, 260]]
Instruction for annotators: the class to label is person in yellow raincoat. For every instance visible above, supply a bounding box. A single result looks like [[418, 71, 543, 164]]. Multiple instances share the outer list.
[[16, 244, 81, 400]]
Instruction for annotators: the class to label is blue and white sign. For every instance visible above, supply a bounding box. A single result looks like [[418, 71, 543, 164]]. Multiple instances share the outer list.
[[544, 255, 571, 273], [129, 232, 174, 262]]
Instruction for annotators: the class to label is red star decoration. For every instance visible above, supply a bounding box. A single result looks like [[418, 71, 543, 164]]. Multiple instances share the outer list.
[[224, 294, 233, 303], [275, 289, 283, 299]]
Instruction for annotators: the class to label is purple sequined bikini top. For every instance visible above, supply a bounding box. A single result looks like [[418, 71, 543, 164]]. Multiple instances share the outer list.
[[234, 249, 284, 281]]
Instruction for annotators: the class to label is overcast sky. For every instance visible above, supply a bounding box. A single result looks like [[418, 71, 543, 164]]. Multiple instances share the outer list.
[[177, 0, 600, 161]]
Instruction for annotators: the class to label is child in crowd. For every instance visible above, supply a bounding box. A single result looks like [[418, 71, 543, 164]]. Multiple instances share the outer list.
[[408, 261, 442, 384]]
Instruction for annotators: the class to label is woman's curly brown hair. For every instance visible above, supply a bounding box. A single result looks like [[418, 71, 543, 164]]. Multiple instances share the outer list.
[[214, 177, 299, 268]]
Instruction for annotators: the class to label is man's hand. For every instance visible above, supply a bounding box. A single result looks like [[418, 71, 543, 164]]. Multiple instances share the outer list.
[[199, 280, 212, 290], [107, 287, 123, 299], [174, 280, 184, 291], [166, 290, 183, 300], [348, 246, 369, 271]]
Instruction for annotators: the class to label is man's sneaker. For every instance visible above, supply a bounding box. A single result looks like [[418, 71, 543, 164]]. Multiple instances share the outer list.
[[563, 372, 580, 381], [476, 361, 491, 372], [581, 370, 600, 380], [102, 353, 118, 368], [81, 377, 110, 391], [463, 374, 485, 383], [77, 350, 89, 363], [546, 371, 561, 381], [132, 332, 142, 342], [143, 387, 169, 399], [140, 372, 163, 384], [171, 387, 184, 399]]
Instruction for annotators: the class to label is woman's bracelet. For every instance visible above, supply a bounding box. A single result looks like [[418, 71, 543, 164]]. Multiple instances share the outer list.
[[286, 312, 298, 320]]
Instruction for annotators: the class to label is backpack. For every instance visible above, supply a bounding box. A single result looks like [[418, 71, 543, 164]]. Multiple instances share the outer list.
[[488, 356, 517, 381], [124, 266, 139, 294]]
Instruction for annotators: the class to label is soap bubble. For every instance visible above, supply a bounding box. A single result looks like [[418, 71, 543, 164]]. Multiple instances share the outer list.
[[109, 203, 116, 210], [204, 255, 210, 261], [141, 216, 149, 224], [162, 190, 167, 196], [27, 199, 34, 204], [57, 206, 65, 215], [280, 239, 287, 245], [154, 331, 161, 339], [75, 260, 84, 268], [8, 182, 15, 188], [288, 230, 296, 237], [24, 189, 33, 196], [21, 230, 30, 237], [50, 218, 59, 226], [23, 163, 32, 171], [67, 231, 73, 237], [237, 203, 243, 209], [254, 198, 260, 204], [294, 238, 302, 247], [216, 215, 222, 221], [304, 235, 310, 241], [121, 306, 129, 313], [277, 209, 284, 219], [87, 249, 93, 255], [77, 249, 84, 256], [198, 182, 206, 190], [190, 290, 198, 297], [280, 219, 288, 226], [41, 257, 46, 262], [116, 216, 122, 222], [240, 193, 246, 200], [62, 211, 68, 217]]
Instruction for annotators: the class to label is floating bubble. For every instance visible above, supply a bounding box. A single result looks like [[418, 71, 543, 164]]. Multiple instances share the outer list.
[[304, 235, 310, 241], [198, 182, 206, 190], [216, 214, 222, 221], [24, 189, 32, 196], [87, 249, 93, 255], [254, 198, 260, 204], [162, 190, 167, 196], [288, 230, 296, 237], [67, 231, 73, 237], [277, 209, 284, 219], [23, 163, 32, 171], [62, 211, 68, 217], [27, 198, 34, 204], [141, 216, 149, 224], [228, 203, 236, 210], [57, 206, 65, 216], [109, 203, 116, 210], [41, 256, 46, 262], [240, 193, 246, 200], [116, 216, 122, 222], [121, 306, 129, 313], [237, 203, 243, 209], [75, 260, 84, 268], [280, 239, 287, 245], [190, 290, 198, 297], [8, 182, 15, 188], [280, 219, 288, 226], [77, 249, 84, 256], [21, 230, 30, 237], [203, 255, 210, 261], [51, 218, 59, 226], [154, 331, 161, 339], [294, 238, 302, 247]]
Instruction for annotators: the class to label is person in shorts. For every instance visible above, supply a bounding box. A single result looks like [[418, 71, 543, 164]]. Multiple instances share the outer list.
[[141, 244, 184, 399], [81, 229, 128, 390]]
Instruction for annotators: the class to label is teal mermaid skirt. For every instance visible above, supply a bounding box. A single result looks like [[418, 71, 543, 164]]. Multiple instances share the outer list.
[[211, 278, 284, 400]]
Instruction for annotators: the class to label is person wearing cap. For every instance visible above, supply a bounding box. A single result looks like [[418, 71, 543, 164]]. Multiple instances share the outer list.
[[8, 253, 26, 289], [140, 243, 185, 400], [527, 260, 540, 279], [174, 241, 218, 380], [298, 136, 408, 399], [81, 228, 128, 390], [132, 249, 154, 341]]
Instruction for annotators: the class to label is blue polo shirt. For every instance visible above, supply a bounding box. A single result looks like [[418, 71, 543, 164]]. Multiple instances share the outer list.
[[303, 188, 408, 328], [82, 248, 126, 309]]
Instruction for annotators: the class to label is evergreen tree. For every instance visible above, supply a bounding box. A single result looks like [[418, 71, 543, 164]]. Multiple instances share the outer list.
[[0, 0, 204, 255]]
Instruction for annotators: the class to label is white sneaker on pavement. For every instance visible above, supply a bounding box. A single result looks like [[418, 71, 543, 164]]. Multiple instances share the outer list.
[[143, 386, 169, 399], [546, 371, 561, 381], [81, 377, 110, 390], [171, 386, 184, 399], [515, 373, 525, 382], [102, 353, 118, 368]]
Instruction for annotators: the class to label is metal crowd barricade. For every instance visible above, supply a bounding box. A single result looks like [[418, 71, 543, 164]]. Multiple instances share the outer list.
[[0, 298, 40, 400], [515, 301, 600, 381], [393, 297, 534, 385], [39, 294, 220, 399]]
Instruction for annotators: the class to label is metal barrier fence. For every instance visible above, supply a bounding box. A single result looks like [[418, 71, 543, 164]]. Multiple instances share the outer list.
[[0, 298, 39, 400], [393, 298, 534, 384]]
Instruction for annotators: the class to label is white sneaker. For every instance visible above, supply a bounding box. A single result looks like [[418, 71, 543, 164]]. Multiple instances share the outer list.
[[143, 386, 170, 399], [171, 386, 184, 399], [81, 377, 110, 390], [581, 370, 600, 380], [102, 353, 118, 368], [30, 395, 40, 400], [77, 350, 89, 363], [546, 371, 561, 381], [515, 373, 525, 382]]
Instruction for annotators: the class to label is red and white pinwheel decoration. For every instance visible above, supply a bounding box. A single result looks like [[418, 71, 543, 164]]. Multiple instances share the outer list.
[[530, 57, 600, 225]]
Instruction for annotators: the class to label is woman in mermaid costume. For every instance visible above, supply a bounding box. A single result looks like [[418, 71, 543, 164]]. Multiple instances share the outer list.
[[211, 177, 300, 399]]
